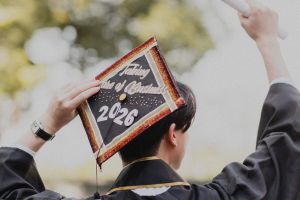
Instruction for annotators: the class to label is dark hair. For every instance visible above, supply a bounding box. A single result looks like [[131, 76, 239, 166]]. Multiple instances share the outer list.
[[119, 81, 197, 163]]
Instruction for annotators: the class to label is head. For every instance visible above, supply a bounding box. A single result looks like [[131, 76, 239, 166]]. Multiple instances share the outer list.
[[119, 81, 197, 169]]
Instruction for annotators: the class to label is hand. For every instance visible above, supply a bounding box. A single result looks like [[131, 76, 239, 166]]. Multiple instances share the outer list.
[[239, 0, 279, 43], [238, 0, 290, 85], [40, 79, 101, 134]]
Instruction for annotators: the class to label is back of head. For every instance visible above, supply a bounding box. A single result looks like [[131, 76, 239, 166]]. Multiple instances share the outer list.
[[119, 81, 197, 164]]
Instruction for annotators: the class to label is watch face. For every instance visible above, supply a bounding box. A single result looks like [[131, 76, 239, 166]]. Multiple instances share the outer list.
[[31, 121, 40, 133]]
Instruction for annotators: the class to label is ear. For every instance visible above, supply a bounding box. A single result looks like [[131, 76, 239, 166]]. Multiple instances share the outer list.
[[166, 123, 178, 147]]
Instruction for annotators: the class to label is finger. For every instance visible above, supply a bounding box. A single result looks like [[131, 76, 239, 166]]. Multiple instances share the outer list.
[[64, 78, 97, 92], [68, 86, 101, 108], [238, 12, 250, 25], [65, 79, 100, 100], [238, 12, 245, 20], [245, 0, 253, 6], [62, 82, 77, 93]]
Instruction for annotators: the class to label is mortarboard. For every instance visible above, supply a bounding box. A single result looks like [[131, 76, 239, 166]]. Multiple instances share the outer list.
[[78, 37, 185, 166]]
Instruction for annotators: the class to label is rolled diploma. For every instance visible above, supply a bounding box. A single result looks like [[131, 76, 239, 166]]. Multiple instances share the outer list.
[[222, 0, 288, 39]]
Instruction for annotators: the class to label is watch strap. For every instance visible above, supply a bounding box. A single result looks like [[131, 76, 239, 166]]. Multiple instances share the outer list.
[[31, 120, 55, 141]]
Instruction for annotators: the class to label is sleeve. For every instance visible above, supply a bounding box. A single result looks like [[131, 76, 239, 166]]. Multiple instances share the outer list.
[[256, 83, 300, 144], [206, 83, 300, 200], [10, 144, 37, 157], [0, 147, 65, 200]]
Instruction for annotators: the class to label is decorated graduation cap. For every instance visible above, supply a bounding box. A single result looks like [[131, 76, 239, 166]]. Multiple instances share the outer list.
[[78, 37, 186, 166]]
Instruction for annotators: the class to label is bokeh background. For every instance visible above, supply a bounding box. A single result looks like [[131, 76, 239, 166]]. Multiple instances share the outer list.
[[0, 0, 299, 197]]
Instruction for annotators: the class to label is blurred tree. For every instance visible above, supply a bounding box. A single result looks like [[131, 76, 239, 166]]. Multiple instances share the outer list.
[[71, 0, 213, 71], [0, 0, 61, 97], [0, 0, 213, 141], [0, 1, 213, 141], [135, 0, 213, 71], [0, 0, 213, 97]]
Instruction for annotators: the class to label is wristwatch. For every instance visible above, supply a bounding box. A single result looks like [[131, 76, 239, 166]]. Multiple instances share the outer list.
[[31, 120, 55, 141]]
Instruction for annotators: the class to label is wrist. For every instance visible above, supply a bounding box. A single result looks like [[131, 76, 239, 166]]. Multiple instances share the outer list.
[[39, 114, 60, 135], [255, 36, 279, 49], [17, 128, 48, 153]]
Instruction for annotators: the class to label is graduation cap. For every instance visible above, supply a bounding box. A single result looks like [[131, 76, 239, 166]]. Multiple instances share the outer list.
[[78, 37, 185, 166]]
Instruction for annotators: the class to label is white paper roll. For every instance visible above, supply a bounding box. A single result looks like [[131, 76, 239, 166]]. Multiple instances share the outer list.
[[222, 0, 288, 39]]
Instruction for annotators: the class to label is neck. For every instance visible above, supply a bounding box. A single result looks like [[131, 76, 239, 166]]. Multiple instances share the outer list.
[[121, 142, 176, 169], [122, 153, 174, 170], [157, 144, 177, 170]]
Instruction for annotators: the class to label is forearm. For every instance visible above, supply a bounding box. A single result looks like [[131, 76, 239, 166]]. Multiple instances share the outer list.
[[16, 115, 58, 152], [238, 0, 292, 84], [17, 130, 47, 153], [15, 79, 100, 154], [256, 38, 291, 83]]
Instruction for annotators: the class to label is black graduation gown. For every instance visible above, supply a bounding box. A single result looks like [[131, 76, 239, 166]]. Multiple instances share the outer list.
[[1, 83, 300, 200]]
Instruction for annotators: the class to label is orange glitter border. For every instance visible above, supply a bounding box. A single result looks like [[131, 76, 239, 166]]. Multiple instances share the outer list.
[[77, 102, 99, 153], [95, 37, 156, 81], [78, 37, 186, 165]]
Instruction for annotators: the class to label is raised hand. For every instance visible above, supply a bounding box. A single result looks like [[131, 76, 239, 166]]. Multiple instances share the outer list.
[[17, 79, 101, 152], [40, 79, 101, 134], [238, 0, 279, 42]]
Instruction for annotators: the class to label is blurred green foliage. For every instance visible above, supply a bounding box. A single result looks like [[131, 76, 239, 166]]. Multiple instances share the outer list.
[[0, 0, 57, 97], [0, 0, 213, 97]]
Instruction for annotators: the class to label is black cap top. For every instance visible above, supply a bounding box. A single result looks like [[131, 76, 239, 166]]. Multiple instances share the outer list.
[[78, 37, 185, 165]]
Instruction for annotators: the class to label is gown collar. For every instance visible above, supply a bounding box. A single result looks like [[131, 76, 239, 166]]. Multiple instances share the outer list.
[[107, 157, 189, 195]]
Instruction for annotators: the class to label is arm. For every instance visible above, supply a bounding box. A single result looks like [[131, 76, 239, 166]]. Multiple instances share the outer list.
[[206, 1, 300, 199], [0, 79, 100, 199], [238, 0, 299, 142], [17, 79, 100, 152], [256, 38, 290, 84], [209, 84, 300, 199], [239, 0, 291, 84]]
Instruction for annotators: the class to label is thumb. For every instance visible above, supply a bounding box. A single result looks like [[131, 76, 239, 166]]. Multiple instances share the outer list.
[[245, 0, 256, 7], [238, 12, 246, 21]]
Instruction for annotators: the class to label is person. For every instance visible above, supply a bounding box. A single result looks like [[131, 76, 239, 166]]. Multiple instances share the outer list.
[[1, 1, 300, 199]]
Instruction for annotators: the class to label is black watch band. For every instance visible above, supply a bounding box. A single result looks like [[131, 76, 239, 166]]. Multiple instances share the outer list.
[[31, 120, 55, 141]]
